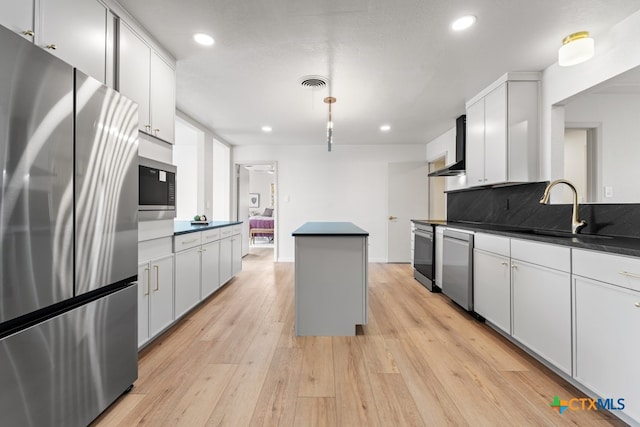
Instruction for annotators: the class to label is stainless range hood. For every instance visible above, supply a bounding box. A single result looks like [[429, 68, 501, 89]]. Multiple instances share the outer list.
[[428, 114, 466, 177]]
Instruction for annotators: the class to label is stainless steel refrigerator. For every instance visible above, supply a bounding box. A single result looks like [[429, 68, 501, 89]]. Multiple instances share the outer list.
[[0, 23, 139, 426]]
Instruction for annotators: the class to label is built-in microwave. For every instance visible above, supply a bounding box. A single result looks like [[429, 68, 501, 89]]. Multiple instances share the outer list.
[[138, 156, 176, 221]]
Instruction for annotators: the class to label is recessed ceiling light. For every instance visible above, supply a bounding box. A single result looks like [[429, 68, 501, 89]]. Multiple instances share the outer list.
[[451, 15, 476, 31], [193, 33, 214, 46], [380, 125, 391, 132], [261, 126, 272, 132]]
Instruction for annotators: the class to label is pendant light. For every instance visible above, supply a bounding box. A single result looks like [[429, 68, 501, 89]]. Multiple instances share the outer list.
[[324, 96, 336, 152], [558, 31, 594, 67]]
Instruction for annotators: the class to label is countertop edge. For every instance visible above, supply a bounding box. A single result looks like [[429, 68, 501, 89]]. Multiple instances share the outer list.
[[412, 219, 640, 258], [174, 220, 243, 236]]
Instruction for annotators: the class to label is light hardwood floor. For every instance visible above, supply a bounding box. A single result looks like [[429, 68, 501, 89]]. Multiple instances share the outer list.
[[94, 248, 625, 426]]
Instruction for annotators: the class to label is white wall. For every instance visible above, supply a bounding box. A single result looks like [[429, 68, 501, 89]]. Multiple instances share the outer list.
[[564, 93, 640, 202], [541, 9, 640, 182], [233, 144, 426, 262], [249, 170, 275, 214]]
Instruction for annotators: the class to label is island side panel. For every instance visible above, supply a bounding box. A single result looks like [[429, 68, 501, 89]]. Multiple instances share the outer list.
[[294, 235, 368, 336]]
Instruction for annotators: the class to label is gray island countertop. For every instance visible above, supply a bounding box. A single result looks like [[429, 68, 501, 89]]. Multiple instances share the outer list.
[[292, 221, 369, 236]]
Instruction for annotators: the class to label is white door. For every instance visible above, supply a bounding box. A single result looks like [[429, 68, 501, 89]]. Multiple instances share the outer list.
[[387, 162, 429, 262]]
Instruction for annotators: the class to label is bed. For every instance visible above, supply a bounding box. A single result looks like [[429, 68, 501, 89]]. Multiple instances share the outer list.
[[249, 215, 274, 243]]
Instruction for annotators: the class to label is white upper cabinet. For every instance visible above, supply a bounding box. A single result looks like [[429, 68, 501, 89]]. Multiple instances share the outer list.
[[39, 0, 107, 82], [0, 1, 35, 39], [1, 0, 107, 83], [465, 73, 540, 187], [119, 22, 151, 131], [150, 51, 176, 143], [119, 21, 175, 143]]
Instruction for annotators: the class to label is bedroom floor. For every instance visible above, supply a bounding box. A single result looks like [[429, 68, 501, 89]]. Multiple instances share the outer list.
[[250, 236, 274, 249]]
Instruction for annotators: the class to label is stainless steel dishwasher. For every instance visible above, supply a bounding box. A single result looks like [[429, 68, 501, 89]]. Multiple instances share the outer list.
[[442, 228, 474, 311]]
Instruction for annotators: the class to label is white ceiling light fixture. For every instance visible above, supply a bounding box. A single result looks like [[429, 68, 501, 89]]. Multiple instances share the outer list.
[[261, 126, 272, 132], [558, 31, 594, 66], [324, 96, 336, 152], [193, 33, 214, 46], [451, 15, 476, 31], [380, 124, 391, 132]]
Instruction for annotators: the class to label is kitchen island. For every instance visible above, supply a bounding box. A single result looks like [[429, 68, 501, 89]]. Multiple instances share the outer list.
[[292, 222, 369, 336]]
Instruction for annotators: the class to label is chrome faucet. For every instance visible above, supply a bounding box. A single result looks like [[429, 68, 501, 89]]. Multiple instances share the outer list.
[[539, 179, 587, 234]]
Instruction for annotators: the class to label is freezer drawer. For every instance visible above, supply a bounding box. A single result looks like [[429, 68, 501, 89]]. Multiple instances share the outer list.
[[0, 285, 138, 427]]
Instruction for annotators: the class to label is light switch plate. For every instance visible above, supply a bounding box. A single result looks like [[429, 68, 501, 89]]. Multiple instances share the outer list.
[[604, 186, 613, 198]]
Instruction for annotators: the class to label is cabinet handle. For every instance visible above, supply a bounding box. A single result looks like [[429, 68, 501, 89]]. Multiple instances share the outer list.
[[206, 235, 217, 240], [45, 44, 57, 50], [501, 262, 509, 266], [144, 267, 150, 295], [22, 30, 35, 37], [478, 179, 483, 182], [635, 302, 640, 308], [511, 264, 518, 270], [182, 239, 198, 244], [201, 248, 207, 252], [154, 128, 160, 136], [154, 265, 160, 291], [619, 271, 640, 280], [145, 124, 151, 131]]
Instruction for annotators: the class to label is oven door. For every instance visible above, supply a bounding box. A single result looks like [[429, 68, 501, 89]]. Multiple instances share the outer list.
[[414, 227, 435, 291]]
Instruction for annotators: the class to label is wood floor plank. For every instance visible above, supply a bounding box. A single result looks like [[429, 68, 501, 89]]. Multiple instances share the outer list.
[[293, 397, 337, 427], [92, 248, 626, 427], [249, 348, 303, 426], [332, 336, 381, 426], [298, 336, 335, 397]]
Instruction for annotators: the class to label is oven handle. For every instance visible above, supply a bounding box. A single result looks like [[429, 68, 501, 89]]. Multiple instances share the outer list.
[[414, 229, 433, 239]]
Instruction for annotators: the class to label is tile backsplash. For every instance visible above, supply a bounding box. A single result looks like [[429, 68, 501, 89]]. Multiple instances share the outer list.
[[447, 182, 640, 239]]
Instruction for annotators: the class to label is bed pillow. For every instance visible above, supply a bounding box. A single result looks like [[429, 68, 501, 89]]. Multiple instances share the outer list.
[[262, 207, 273, 217]]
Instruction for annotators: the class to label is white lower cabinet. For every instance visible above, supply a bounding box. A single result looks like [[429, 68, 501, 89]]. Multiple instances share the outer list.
[[512, 259, 571, 374], [573, 249, 640, 424], [474, 249, 511, 334], [138, 252, 174, 348], [232, 232, 242, 276], [174, 246, 202, 318], [219, 237, 233, 285], [201, 240, 220, 297]]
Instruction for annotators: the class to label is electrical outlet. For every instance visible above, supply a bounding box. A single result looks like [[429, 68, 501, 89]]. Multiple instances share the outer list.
[[604, 186, 613, 198]]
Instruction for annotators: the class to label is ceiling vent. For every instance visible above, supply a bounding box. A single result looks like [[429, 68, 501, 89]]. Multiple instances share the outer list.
[[299, 75, 329, 90]]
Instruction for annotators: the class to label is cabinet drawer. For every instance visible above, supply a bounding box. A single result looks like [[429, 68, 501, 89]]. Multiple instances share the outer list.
[[511, 238, 570, 273], [220, 226, 233, 238], [174, 232, 202, 251], [201, 228, 221, 242], [232, 224, 242, 235], [573, 249, 640, 292], [475, 233, 510, 257]]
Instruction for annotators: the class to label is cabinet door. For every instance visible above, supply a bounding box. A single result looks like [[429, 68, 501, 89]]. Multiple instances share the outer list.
[[174, 247, 201, 318], [219, 237, 233, 286], [483, 83, 507, 185], [232, 234, 242, 276], [473, 249, 511, 333], [39, 0, 107, 82], [465, 98, 485, 186], [119, 22, 150, 131], [0, 1, 34, 39], [512, 260, 571, 374], [201, 241, 220, 297], [574, 277, 640, 422], [150, 51, 176, 143], [149, 254, 174, 337], [137, 262, 150, 348]]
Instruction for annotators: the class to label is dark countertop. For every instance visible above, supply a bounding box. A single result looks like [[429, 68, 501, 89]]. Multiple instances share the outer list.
[[411, 219, 640, 258], [292, 222, 369, 236], [174, 220, 242, 236]]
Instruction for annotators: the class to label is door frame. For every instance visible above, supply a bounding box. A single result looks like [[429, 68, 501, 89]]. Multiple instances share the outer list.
[[232, 160, 278, 262]]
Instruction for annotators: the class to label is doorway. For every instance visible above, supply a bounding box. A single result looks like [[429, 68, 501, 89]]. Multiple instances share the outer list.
[[235, 162, 278, 261], [564, 127, 597, 202]]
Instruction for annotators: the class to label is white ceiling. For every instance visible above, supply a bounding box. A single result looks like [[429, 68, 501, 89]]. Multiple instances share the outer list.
[[117, 0, 640, 147]]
